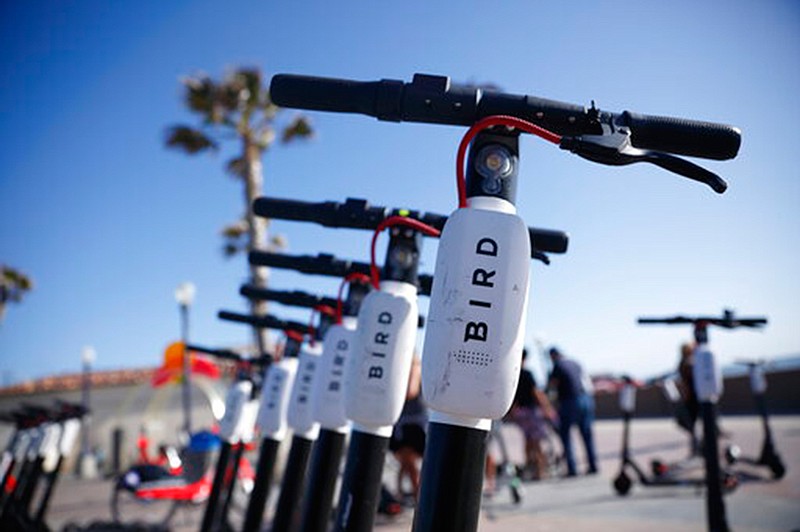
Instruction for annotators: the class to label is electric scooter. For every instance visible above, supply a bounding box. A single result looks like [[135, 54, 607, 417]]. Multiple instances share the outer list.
[[269, 71, 741, 532], [638, 309, 767, 532], [612, 376, 735, 496], [724, 360, 786, 479]]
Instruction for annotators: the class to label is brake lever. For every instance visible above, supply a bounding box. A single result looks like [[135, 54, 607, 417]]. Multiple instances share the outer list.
[[560, 130, 728, 194], [532, 249, 550, 265]]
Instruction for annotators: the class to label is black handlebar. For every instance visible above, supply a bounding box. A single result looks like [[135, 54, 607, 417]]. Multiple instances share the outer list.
[[186, 344, 243, 362], [254, 196, 568, 255], [217, 310, 312, 335], [186, 344, 272, 366], [248, 251, 433, 296], [638, 309, 768, 329], [270, 73, 740, 161], [239, 284, 426, 328], [239, 285, 338, 311]]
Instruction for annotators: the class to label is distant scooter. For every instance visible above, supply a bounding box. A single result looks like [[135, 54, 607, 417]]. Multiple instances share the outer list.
[[637, 309, 766, 532], [612, 377, 736, 496], [724, 361, 786, 479]]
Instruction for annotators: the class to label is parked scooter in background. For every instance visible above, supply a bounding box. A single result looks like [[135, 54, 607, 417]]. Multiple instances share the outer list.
[[612, 376, 735, 496], [724, 360, 786, 479]]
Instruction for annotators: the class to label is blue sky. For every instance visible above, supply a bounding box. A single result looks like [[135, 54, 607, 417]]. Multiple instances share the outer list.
[[1, 1, 798, 385]]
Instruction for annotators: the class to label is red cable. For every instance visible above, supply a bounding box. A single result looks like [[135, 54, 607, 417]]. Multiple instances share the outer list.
[[285, 330, 304, 343], [370, 216, 441, 289], [314, 304, 337, 318], [456, 115, 562, 208], [305, 304, 336, 342], [336, 273, 372, 324], [306, 307, 318, 346]]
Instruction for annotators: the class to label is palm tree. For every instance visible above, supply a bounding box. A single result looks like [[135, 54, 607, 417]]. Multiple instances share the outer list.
[[0, 265, 34, 321], [165, 67, 313, 352]]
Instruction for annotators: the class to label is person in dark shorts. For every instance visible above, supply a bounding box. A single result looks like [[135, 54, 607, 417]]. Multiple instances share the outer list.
[[677, 342, 701, 451], [548, 347, 598, 477], [507, 348, 556, 479], [389, 356, 427, 501]]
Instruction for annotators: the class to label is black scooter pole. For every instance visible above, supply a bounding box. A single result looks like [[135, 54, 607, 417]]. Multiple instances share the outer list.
[[298, 286, 375, 532], [32, 454, 64, 525], [335, 432, 390, 531], [242, 335, 304, 532], [415, 423, 486, 531], [271, 434, 314, 532], [271, 318, 333, 532], [693, 324, 729, 532], [200, 439, 234, 532], [334, 226, 425, 532], [414, 128, 522, 532], [299, 429, 347, 532], [242, 437, 281, 531], [700, 401, 727, 532], [219, 442, 245, 525]]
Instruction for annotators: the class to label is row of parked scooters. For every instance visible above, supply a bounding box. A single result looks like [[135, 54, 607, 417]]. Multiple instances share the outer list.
[[0, 401, 86, 531], [5, 69, 771, 532], [112, 69, 770, 532]]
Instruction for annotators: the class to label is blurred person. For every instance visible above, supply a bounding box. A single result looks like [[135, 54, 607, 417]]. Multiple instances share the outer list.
[[506, 348, 556, 480], [676, 341, 728, 450], [547, 347, 598, 477], [389, 355, 427, 502], [677, 342, 701, 453]]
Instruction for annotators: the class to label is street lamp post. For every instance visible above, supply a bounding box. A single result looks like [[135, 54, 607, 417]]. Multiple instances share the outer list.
[[175, 282, 196, 439], [79, 345, 96, 478]]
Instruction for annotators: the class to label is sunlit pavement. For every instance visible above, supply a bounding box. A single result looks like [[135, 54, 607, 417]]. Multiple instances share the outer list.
[[48, 416, 800, 531]]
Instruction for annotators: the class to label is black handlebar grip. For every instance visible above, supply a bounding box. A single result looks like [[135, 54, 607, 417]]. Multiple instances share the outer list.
[[218, 310, 311, 334], [619, 112, 741, 161], [240, 285, 338, 310], [253, 197, 327, 223], [271, 74, 390, 118], [187, 344, 243, 362], [250, 251, 371, 278], [249, 250, 306, 270], [529, 227, 569, 254]]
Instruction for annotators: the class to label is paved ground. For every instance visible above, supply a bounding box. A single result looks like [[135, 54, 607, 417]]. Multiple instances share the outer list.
[[45, 416, 800, 531]]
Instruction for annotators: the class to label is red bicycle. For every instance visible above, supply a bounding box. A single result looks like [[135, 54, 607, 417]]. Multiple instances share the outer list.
[[110, 430, 255, 527]]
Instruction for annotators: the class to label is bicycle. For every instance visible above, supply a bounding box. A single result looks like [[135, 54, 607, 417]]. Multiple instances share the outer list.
[[111, 345, 276, 529]]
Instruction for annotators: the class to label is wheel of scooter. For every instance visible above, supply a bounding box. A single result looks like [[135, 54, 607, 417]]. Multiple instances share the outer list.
[[613, 471, 632, 496], [767, 454, 786, 480], [724, 444, 741, 465], [110, 469, 179, 526]]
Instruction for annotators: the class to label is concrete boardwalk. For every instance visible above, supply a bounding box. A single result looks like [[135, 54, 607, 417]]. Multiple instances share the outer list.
[[46, 416, 800, 531]]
